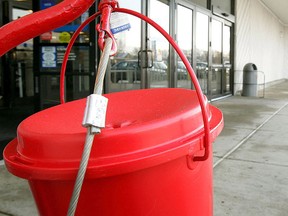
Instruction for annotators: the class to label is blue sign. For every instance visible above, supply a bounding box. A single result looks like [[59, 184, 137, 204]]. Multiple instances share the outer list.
[[54, 25, 88, 32], [40, 0, 56, 10], [111, 23, 131, 34]]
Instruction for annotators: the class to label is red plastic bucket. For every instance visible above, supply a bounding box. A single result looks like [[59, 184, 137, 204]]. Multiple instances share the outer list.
[[4, 88, 223, 215]]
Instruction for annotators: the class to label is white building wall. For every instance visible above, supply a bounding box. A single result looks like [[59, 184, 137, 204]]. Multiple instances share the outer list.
[[284, 27, 288, 76], [235, 0, 288, 94]]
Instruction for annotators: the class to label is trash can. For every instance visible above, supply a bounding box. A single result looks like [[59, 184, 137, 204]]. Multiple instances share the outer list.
[[4, 88, 223, 216], [242, 63, 258, 96]]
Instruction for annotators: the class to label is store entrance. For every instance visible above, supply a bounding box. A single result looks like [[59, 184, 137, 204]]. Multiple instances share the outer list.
[[0, 0, 34, 108], [0, 0, 34, 159], [104, 0, 233, 99]]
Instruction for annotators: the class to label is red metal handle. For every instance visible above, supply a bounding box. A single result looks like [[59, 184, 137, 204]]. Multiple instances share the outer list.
[[115, 8, 211, 161], [60, 8, 211, 161], [0, 0, 94, 57]]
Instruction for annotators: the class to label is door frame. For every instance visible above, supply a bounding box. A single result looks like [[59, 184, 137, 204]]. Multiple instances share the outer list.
[[210, 15, 233, 99]]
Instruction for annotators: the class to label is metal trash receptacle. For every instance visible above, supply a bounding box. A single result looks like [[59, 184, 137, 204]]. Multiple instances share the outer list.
[[242, 63, 258, 96]]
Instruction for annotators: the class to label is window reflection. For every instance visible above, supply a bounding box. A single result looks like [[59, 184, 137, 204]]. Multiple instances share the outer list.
[[196, 12, 209, 94], [212, 0, 232, 14], [12, 8, 34, 99], [211, 68, 222, 95], [178, 6, 192, 56], [40, 11, 90, 43], [108, 0, 141, 92], [177, 5, 193, 89], [112, 0, 141, 55], [223, 25, 231, 65], [223, 25, 231, 93], [104, 0, 233, 97], [211, 19, 232, 96], [39, 46, 90, 108], [149, 0, 169, 88], [212, 19, 222, 65], [211, 19, 222, 95]]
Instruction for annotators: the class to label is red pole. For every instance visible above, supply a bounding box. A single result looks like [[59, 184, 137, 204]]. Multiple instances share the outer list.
[[0, 0, 94, 56]]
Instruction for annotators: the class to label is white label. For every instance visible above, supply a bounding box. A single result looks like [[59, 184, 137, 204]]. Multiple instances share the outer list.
[[110, 12, 131, 34], [41, 46, 56, 68]]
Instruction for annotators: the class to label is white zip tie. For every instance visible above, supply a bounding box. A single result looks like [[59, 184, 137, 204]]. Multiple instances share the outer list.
[[82, 94, 108, 133]]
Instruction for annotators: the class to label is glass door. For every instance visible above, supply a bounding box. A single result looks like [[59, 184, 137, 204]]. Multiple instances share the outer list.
[[106, 0, 141, 93], [12, 8, 34, 100], [148, 0, 169, 88], [0, 1, 33, 108], [196, 11, 209, 94], [106, 0, 170, 92], [176, 3, 193, 89], [36, 3, 93, 109], [211, 18, 222, 96], [104, 0, 233, 98], [223, 24, 232, 94], [107, 0, 189, 91], [211, 18, 232, 98]]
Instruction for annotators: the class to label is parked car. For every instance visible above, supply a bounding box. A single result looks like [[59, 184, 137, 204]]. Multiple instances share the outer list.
[[152, 61, 168, 73], [110, 60, 167, 83], [111, 60, 140, 83], [177, 61, 187, 79]]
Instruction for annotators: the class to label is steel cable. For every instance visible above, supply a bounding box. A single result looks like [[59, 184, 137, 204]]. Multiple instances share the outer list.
[[67, 38, 113, 216]]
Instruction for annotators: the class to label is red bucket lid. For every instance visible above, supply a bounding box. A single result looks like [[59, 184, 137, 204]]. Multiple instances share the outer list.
[[4, 88, 223, 180]]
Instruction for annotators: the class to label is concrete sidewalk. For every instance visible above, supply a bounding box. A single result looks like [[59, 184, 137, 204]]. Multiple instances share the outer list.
[[213, 81, 288, 216], [1, 80, 288, 215]]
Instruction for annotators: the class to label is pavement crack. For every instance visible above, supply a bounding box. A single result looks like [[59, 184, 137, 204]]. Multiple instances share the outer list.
[[213, 101, 288, 168], [0, 210, 14, 216], [214, 156, 288, 168]]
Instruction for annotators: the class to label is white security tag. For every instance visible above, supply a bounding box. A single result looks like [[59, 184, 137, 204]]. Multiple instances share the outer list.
[[110, 12, 131, 34], [82, 94, 108, 129]]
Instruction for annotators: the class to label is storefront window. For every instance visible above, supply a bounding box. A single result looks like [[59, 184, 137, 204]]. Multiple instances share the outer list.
[[107, 0, 141, 92], [211, 19, 222, 95], [176, 5, 193, 89], [37, 0, 93, 108], [40, 45, 90, 73], [149, 0, 169, 88], [223, 25, 231, 65], [12, 8, 34, 98], [212, 19, 222, 65], [39, 0, 89, 43], [196, 12, 209, 94], [223, 25, 231, 93]]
